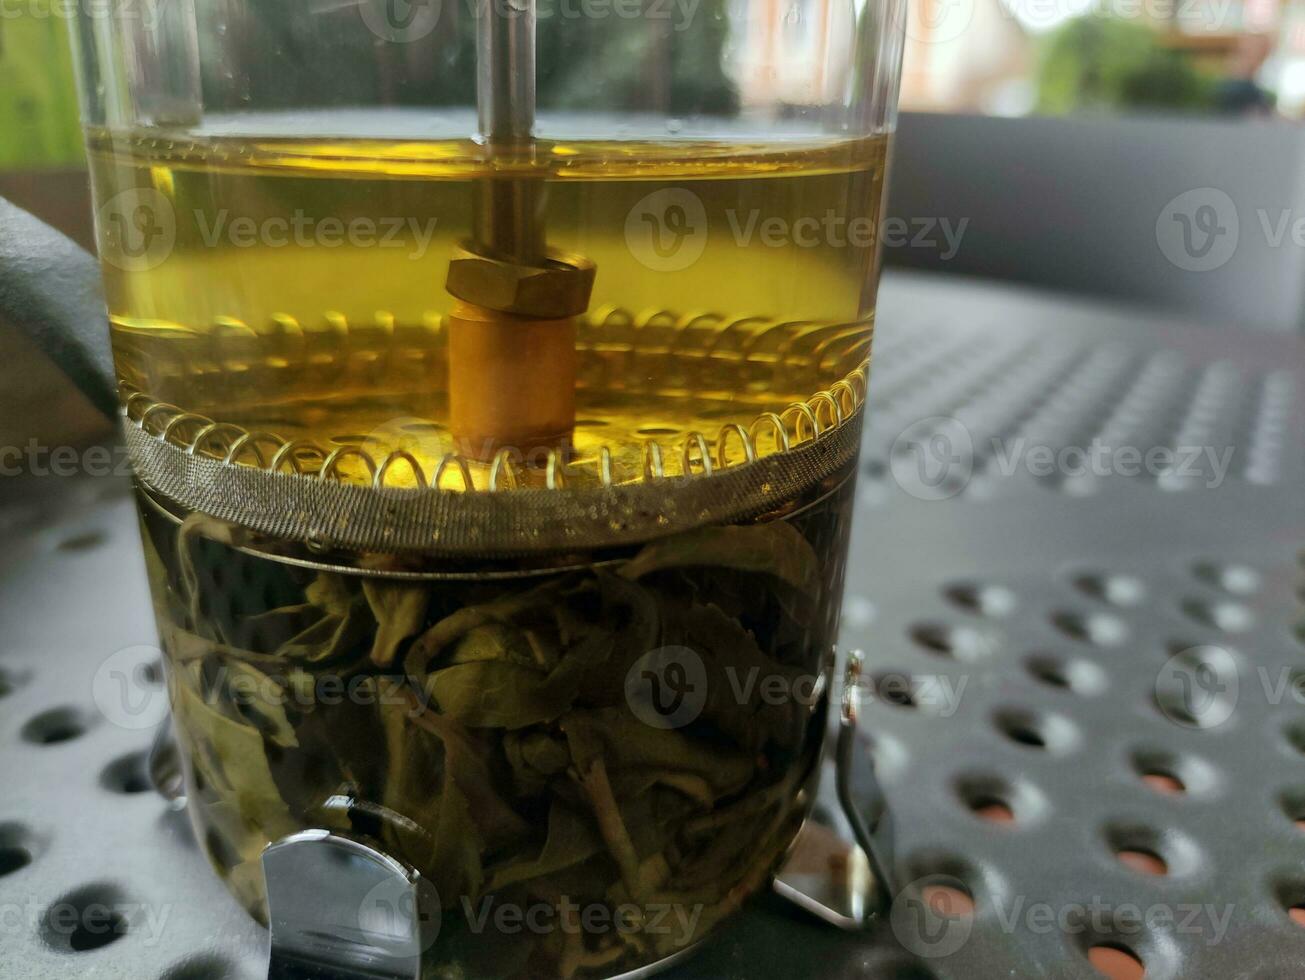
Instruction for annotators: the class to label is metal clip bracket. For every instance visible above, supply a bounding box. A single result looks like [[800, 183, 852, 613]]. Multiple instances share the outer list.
[[773, 649, 897, 929], [262, 829, 438, 980]]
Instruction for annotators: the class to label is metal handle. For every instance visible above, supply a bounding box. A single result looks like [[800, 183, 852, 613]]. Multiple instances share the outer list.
[[837, 649, 896, 901], [262, 829, 439, 980], [772, 649, 897, 929]]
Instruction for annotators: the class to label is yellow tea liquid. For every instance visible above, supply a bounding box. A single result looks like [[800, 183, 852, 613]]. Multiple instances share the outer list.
[[90, 129, 886, 484]]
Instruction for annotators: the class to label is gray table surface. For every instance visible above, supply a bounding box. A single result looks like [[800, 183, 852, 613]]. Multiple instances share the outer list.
[[2, 270, 1303, 979]]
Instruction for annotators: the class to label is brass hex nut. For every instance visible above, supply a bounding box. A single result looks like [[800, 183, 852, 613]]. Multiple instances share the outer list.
[[445, 242, 596, 319]]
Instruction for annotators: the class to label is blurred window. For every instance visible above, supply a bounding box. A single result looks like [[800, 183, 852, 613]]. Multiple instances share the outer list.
[[899, 0, 1294, 118]]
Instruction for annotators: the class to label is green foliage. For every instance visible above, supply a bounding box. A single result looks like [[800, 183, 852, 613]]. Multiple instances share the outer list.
[[1036, 16, 1216, 115], [0, 3, 84, 168]]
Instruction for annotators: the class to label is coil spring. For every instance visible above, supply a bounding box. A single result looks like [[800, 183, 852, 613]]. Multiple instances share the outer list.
[[123, 307, 870, 492]]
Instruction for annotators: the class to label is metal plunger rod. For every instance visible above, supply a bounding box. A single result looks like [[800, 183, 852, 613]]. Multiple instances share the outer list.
[[447, 0, 594, 463], [474, 0, 544, 263], [476, 0, 535, 145]]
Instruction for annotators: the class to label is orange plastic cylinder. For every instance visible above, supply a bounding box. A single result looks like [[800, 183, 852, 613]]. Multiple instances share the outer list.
[[446, 299, 576, 463]]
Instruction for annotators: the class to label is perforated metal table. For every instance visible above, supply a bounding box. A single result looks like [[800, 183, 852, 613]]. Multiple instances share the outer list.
[[2, 271, 1303, 980]]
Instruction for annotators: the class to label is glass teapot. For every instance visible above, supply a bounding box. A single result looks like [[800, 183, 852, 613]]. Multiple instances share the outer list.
[[61, 0, 905, 974]]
